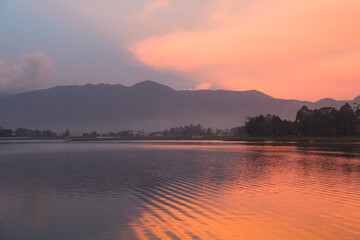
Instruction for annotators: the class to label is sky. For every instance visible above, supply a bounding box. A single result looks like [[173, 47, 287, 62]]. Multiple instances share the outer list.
[[0, 0, 359, 100]]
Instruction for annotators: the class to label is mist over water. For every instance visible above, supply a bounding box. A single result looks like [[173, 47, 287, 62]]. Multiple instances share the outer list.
[[0, 141, 359, 240]]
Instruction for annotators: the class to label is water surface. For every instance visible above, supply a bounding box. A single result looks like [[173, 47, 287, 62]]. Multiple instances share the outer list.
[[0, 140, 359, 239]]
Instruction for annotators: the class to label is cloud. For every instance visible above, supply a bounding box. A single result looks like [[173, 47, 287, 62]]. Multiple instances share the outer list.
[[129, 0, 360, 100], [17, 0, 360, 100], [0, 52, 53, 93], [194, 82, 212, 90], [142, 0, 170, 13], [17, 0, 209, 44]]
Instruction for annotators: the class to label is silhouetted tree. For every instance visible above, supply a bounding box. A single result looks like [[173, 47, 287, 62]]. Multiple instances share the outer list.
[[89, 131, 99, 137], [230, 126, 247, 137], [61, 128, 71, 138], [245, 115, 266, 136], [245, 114, 291, 137], [13, 128, 57, 137], [15, 128, 30, 137], [0, 128, 12, 137], [295, 106, 313, 135], [152, 124, 227, 137], [355, 109, 360, 135], [337, 103, 357, 136], [294, 103, 359, 136]]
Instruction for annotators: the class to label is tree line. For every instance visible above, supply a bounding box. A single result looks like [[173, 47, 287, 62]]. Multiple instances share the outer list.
[[0, 127, 70, 138], [244, 103, 360, 137], [1, 103, 359, 138], [149, 124, 235, 137], [82, 130, 143, 138]]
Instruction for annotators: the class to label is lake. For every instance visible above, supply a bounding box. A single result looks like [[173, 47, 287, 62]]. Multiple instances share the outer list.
[[0, 140, 359, 240]]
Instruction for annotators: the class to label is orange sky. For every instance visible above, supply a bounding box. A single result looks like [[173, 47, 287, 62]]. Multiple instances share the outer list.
[[4, 0, 360, 100], [129, 0, 360, 100]]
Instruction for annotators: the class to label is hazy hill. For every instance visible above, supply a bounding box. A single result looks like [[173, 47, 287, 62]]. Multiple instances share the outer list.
[[0, 80, 358, 134]]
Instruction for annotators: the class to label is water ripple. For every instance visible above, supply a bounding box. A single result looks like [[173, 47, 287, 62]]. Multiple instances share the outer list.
[[0, 141, 360, 239]]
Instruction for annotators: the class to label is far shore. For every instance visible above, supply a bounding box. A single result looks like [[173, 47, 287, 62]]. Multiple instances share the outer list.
[[1, 136, 360, 143]]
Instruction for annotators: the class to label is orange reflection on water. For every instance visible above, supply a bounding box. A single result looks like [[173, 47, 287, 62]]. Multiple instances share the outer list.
[[128, 143, 360, 239]]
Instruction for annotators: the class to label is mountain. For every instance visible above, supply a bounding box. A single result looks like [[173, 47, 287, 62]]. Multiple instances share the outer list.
[[0, 80, 358, 134]]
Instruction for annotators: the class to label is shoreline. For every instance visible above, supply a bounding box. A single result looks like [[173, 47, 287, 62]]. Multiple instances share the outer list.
[[2, 136, 360, 143]]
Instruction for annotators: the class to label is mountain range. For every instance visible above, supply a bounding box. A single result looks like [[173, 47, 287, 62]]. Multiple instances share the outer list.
[[0, 80, 359, 134]]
